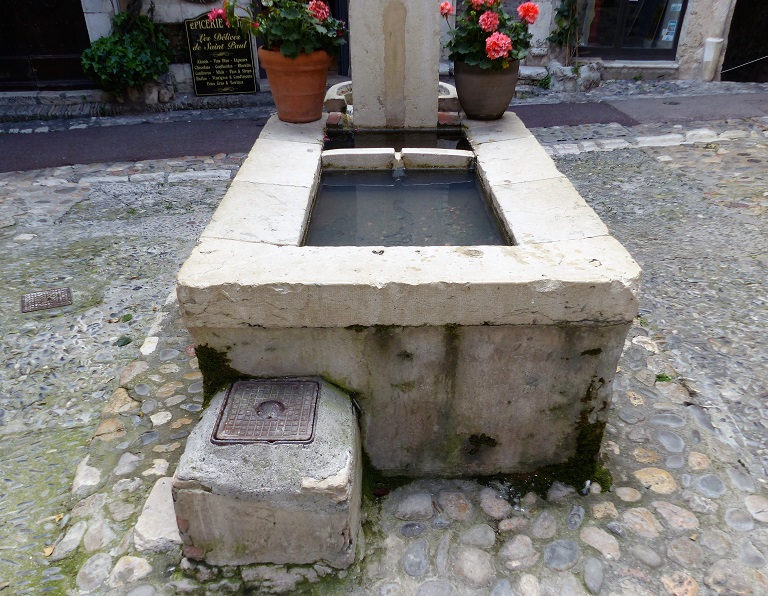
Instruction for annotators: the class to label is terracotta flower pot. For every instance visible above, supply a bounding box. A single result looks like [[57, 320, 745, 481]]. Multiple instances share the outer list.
[[257, 48, 332, 123], [453, 60, 520, 120]]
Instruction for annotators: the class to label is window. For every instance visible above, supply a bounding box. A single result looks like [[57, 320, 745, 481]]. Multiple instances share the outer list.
[[579, 0, 687, 60]]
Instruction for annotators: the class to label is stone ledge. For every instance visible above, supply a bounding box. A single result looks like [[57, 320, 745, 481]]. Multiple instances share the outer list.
[[178, 237, 640, 328]]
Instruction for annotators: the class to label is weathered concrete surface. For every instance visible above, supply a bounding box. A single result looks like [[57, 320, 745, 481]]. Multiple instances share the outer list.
[[172, 381, 361, 568], [186, 323, 629, 475]]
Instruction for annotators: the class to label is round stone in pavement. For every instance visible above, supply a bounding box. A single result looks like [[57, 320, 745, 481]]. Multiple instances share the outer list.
[[159, 348, 180, 361], [453, 546, 495, 587], [656, 429, 685, 453], [650, 413, 686, 427], [417, 580, 453, 595], [459, 524, 496, 549], [726, 468, 755, 493], [666, 455, 685, 469], [544, 539, 580, 570], [739, 539, 767, 568], [632, 543, 662, 568], [499, 535, 540, 571], [480, 487, 513, 519], [745, 495, 768, 522], [615, 487, 642, 502], [134, 383, 151, 396], [694, 474, 727, 498], [583, 557, 604, 594], [396, 492, 434, 521], [667, 536, 703, 567], [76, 553, 113, 591], [619, 408, 645, 424], [402, 539, 429, 577], [400, 522, 427, 538], [725, 508, 754, 532], [532, 510, 557, 538], [566, 504, 585, 530]]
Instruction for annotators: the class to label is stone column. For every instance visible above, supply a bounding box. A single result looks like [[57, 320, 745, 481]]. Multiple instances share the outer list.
[[349, 0, 441, 128]]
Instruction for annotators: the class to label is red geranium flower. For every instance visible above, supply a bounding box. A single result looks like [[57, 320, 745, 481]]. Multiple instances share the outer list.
[[440, 2, 454, 17], [478, 11, 499, 32], [485, 31, 512, 60], [517, 2, 539, 25], [308, 0, 330, 22]]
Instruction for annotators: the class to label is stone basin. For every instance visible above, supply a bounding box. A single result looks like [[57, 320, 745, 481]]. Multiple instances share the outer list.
[[176, 113, 641, 477]]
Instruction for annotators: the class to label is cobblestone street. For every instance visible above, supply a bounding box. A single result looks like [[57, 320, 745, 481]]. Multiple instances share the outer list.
[[0, 96, 766, 594]]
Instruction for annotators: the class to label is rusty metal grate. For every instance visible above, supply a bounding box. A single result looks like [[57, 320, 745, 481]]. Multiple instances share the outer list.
[[212, 380, 320, 445], [21, 288, 73, 313]]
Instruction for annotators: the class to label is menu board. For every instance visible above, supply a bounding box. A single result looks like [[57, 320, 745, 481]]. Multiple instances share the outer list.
[[185, 13, 257, 96]]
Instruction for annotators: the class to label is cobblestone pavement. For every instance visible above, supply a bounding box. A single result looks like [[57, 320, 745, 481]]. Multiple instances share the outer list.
[[0, 97, 766, 594]]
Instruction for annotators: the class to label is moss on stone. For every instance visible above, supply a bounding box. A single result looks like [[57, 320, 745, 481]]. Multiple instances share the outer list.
[[195, 344, 252, 408]]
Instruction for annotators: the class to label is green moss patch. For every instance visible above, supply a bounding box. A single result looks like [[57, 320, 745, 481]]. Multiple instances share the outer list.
[[195, 344, 252, 407]]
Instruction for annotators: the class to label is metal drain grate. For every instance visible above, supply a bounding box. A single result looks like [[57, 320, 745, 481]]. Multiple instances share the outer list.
[[21, 288, 73, 313], [212, 380, 320, 445]]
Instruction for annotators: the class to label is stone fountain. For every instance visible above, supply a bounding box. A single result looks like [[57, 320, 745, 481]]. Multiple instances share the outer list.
[[172, 0, 641, 571]]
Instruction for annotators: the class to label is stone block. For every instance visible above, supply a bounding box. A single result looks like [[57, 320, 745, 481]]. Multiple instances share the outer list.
[[237, 137, 322, 188], [172, 381, 361, 568], [134, 477, 182, 553], [488, 176, 610, 245], [400, 149, 473, 169], [475, 136, 563, 187], [321, 148, 396, 170], [200, 180, 311, 246]]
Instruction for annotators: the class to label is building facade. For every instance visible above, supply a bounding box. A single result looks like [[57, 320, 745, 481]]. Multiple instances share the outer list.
[[0, 0, 765, 92]]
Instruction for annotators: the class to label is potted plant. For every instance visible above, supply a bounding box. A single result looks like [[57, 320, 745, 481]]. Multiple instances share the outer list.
[[440, 0, 539, 120], [211, 0, 346, 123], [81, 2, 172, 105]]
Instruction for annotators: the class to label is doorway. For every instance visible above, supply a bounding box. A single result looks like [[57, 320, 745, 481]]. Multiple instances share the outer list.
[[578, 0, 687, 60], [721, 1, 768, 82], [0, 0, 93, 91]]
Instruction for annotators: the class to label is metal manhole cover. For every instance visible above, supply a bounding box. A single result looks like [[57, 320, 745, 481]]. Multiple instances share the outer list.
[[21, 288, 73, 313], [212, 380, 320, 444]]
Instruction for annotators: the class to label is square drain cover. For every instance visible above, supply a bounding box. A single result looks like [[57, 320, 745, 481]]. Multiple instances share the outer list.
[[21, 288, 73, 313], [212, 380, 320, 445]]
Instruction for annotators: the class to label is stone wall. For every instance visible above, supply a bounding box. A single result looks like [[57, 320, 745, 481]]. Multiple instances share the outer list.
[[676, 0, 737, 80]]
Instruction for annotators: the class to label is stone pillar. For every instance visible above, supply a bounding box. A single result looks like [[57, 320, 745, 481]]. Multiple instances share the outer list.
[[349, 0, 441, 128]]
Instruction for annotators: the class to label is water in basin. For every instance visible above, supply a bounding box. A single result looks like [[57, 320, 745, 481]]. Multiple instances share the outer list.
[[323, 128, 471, 151], [304, 169, 509, 247]]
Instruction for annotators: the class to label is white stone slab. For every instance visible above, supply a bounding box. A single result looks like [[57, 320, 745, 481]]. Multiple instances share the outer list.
[[489, 176, 610, 245], [200, 180, 311, 246], [400, 149, 473, 169], [257, 114, 328, 144], [474, 136, 563, 187], [465, 113, 533, 145], [322, 148, 396, 170], [635, 134, 684, 147], [237, 138, 322, 188]]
